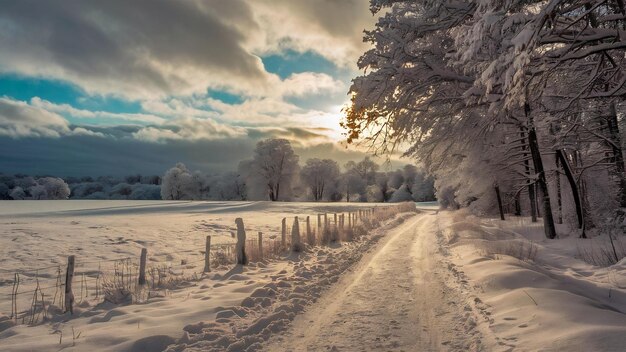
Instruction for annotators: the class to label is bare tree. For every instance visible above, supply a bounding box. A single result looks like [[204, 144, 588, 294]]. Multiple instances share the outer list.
[[300, 158, 340, 201], [250, 138, 299, 201]]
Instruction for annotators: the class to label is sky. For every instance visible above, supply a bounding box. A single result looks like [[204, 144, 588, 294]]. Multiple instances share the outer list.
[[0, 0, 402, 177]]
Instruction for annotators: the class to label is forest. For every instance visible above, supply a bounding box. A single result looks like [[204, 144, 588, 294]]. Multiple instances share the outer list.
[[344, 0, 626, 238]]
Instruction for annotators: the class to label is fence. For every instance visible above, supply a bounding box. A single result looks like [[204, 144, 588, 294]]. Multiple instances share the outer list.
[[0, 203, 414, 326]]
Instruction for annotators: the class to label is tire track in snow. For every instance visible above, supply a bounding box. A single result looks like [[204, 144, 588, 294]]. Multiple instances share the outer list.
[[265, 212, 485, 351]]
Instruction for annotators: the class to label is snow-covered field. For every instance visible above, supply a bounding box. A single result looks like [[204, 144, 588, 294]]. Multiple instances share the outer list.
[[0, 200, 407, 351], [0, 200, 389, 280]]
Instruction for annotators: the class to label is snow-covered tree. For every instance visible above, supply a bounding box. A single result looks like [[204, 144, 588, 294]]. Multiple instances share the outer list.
[[247, 139, 300, 201], [9, 186, 25, 200], [340, 168, 367, 202], [389, 184, 413, 203], [346, 0, 626, 238], [300, 158, 340, 201], [29, 177, 70, 200], [30, 184, 46, 200], [161, 163, 197, 200], [209, 172, 246, 201], [129, 184, 161, 200], [387, 170, 404, 190], [366, 184, 384, 202], [345, 157, 379, 186]]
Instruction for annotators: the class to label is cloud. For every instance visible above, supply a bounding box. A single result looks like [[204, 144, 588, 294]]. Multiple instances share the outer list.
[[279, 72, 344, 97], [249, 0, 375, 67], [30, 98, 166, 124], [0, 97, 71, 138], [132, 117, 247, 142], [0, 128, 404, 177], [0, 97, 116, 138], [0, 0, 270, 99], [0, 0, 373, 100]]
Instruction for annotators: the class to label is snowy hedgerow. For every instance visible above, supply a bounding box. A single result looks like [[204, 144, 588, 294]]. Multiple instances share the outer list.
[[129, 184, 161, 200], [29, 184, 47, 200], [29, 177, 70, 200], [389, 184, 413, 203], [9, 186, 25, 200]]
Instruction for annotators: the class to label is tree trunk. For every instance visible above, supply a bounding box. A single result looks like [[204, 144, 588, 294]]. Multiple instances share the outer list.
[[607, 102, 626, 207], [521, 129, 538, 222], [556, 149, 584, 231], [535, 186, 542, 218], [525, 103, 557, 239], [555, 153, 563, 224], [514, 192, 522, 216], [495, 185, 505, 220]]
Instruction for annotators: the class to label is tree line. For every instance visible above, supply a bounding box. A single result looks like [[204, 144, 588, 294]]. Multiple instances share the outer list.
[[0, 174, 162, 200], [161, 138, 435, 202], [0, 138, 435, 203], [345, 0, 626, 238]]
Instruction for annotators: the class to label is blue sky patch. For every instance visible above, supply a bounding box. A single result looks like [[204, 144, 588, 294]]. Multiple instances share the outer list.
[[0, 74, 142, 114], [262, 50, 342, 79], [207, 89, 245, 105]]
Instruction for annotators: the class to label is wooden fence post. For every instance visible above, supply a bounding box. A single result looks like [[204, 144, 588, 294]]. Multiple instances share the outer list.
[[317, 214, 321, 231], [324, 213, 328, 231], [281, 218, 287, 249], [64, 255, 75, 314], [235, 218, 248, 265], [348, 212, 352, 229], [138, 248, 147, 285], [258, 232, 263, 260], [330, 213, 337, 242], [291, 217, 302, 252], [204, 236, 211, 272], [306, 216, 312, 244]]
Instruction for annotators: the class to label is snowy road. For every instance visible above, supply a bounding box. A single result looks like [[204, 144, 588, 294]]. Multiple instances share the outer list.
[[264, 212, 485, 352]]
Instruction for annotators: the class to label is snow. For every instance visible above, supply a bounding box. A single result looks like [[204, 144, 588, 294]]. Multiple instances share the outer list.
[[0, 200, 401, 351], [439, 210, 626, 351], [264, 212, 487, 351], [3, 202, 626, 351]]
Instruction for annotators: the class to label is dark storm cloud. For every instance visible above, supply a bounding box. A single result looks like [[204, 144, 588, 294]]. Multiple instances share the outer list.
[[0, 134, 257, 177], [0, 123, 398, 177], [0, 0, 267, 98]]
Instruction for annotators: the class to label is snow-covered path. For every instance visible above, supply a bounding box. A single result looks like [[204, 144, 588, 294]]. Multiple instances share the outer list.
[[264, 212, 485, 351]]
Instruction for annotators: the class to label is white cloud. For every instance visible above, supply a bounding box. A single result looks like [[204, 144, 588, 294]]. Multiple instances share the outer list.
[[132, 117, 247, 143], [0, 0, 272, 100], [248, 0, 375, 67], [0, 97, 113, 138], [0, 97, 70, 138], [30, 98, 166, 124], [71, 127, 106, 137], [0, 1, 373, 100], [279, 72, 345, 97]]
